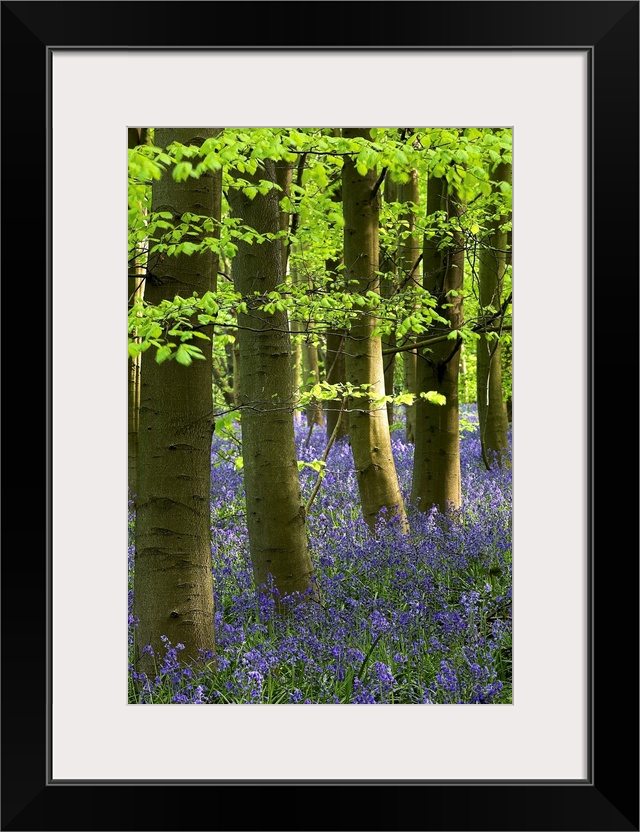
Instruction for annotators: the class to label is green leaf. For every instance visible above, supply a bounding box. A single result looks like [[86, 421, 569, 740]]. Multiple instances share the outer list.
[[184, 344, 206, 359], [173, 162, 193, 183], [203, 152, 222, 171], [299, 459, 326, 474], [394, 392, 416, 406], [312, 164, 329, 188], [175, 344, 193, 366], [156, 345, 173, 364], [420, 390, 447, 406], [394, 149, 408, 167], [371, 395, 392, 407]]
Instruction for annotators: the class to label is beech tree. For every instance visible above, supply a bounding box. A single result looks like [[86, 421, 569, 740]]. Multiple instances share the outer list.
[[379, 163, 422, 442], [324, 253, 349, 442], [133, 128, 221, 675], [380, 176, 399, 426], [127, 127, 150, 500], [397, 169, 421, 443], [342, 128, 409, 534], [227, 158, 316, 603], [411, 173, 465, 513], [477, 160, 512, 469], [291, 256, 324, 431]]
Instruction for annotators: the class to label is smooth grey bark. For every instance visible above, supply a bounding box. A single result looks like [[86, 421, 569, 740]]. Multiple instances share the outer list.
[[325, 324, 349, 442], [381, 177, 398, 426], [324, 256, 349, 442], [291, 258, 324, 429], [342, 128, 409, 534], [128, 128, 144, 502], [477, 161, 511, 469], [134, 128, 221, 676], [127, 128, 152, 501], [411, 174, 464, 514], [324, 157, 349, 443], [398, 170, 421, 443], [227, 159, 316, 603]]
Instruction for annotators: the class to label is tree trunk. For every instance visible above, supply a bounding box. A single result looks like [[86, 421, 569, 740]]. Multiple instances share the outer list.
[[133, 128, 221, 676], [227, 159, 315, 603], [274, 159, 294, 274], [275, 159, 304, 424], [342, 128, 409, 534], [381, 178, 398, 426], [411, 174, 464, 514], [398, 170, 421, 443], [325, 322, 349, 442], [232, 334, 241, 407], [324, 151, 349, 442], [127, 128, 150, 501], [302, 338, 324, 427], [477, 161, 511, 469], [289, 264, 303, 427], [292, 258, 324, 429]]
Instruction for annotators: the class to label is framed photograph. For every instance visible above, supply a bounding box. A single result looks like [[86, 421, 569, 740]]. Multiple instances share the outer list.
[[2, 1, 637, 830]]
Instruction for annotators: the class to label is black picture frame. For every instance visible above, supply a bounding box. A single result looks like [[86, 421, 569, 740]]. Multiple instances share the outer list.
[[2, 2, 638, 830]]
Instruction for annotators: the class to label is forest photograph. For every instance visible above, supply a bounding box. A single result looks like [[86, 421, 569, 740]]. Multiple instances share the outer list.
[[127, 126, 513, 705]]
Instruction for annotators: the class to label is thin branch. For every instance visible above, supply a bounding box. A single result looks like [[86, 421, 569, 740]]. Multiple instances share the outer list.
[[370, 167, 388, 202], [304, 422, 315, 450], [325, 334, 346, 381], [212, 362, 235, 408], [285, 152, 308, 265], [305, 397, 347, 516], [381, 324, 512, 357]]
